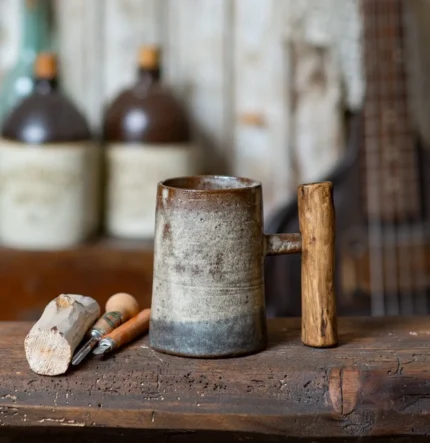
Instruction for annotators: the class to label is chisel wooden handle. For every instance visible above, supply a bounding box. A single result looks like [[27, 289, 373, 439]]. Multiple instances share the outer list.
[[105, 309, 151, 351], [92, 293, 140, 336], [72, 293, 141, 365]]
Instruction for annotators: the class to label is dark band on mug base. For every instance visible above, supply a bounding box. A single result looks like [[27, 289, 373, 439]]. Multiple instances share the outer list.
[[149, 310, 267, 358]]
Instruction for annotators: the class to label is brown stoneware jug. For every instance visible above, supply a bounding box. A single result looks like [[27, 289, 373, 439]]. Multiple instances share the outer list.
[[149, 175, 303, 358]]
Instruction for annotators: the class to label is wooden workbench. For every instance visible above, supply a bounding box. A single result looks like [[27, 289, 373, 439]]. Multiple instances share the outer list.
[[0, 317, 429, 442]]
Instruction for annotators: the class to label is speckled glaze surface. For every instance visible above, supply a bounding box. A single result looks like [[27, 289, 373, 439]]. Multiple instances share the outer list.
[[150, 176, 268, 358]]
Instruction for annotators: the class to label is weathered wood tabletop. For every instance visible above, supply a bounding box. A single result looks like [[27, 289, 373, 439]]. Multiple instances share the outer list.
[[0, 317, 429, 442]]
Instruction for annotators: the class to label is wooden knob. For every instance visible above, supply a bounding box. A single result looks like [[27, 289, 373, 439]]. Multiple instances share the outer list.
[[34, 52, 57, 79], [298, 181, 338, 348], [105, 293, 140, 321]]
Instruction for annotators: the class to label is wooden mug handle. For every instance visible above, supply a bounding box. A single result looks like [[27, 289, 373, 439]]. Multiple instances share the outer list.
[[264, 181, 337, 347], [298, 181, 338, 347]]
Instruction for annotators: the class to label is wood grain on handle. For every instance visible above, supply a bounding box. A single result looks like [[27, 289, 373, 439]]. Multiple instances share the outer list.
[[265, 233, 302, 255], [107, 309, 151, 350], [298, 182, 338, 348]]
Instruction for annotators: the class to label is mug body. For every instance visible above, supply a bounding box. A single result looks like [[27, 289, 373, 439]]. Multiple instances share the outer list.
[[150, 175, 267, 357]]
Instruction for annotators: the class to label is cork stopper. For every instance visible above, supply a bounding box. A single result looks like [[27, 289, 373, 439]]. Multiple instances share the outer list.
[[138, 46, 161, 70], [34, 52, 57, 79]]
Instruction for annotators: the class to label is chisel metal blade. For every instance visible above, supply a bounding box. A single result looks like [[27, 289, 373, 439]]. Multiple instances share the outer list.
[[93, 340, 113, 355], [72, 337, 98, 365]]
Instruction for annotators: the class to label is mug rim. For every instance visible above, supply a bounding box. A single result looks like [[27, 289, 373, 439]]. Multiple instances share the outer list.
[[159, 175, 261, 192]]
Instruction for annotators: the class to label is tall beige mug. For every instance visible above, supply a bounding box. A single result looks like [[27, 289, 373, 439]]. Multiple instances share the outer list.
[[149, 175, 300, 357]]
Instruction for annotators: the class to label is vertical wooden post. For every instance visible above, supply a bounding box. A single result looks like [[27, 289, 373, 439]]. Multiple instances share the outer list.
[[298, 181, 338, 347]]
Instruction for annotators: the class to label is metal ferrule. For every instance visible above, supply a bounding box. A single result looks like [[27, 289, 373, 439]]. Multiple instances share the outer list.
[[90, 329, 103, 340], [94, 337, 116, 355]]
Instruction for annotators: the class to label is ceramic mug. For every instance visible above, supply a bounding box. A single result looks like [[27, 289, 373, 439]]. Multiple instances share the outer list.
[[149, 175, 301, 357]]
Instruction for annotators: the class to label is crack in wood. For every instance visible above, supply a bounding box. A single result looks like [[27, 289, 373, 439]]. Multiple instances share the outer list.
[[394, 357, 401, 376], [339, 367, 344, 416]]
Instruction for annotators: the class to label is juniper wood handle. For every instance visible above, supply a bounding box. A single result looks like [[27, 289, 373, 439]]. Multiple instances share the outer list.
[[298, 181, 338, 348], [107, 309, 151, 351], [91, 293, 140, 336], [264, 233, 302, 255]]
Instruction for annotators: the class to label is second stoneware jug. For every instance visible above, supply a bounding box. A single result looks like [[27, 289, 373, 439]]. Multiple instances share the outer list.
[[149, 175, 303, 357]]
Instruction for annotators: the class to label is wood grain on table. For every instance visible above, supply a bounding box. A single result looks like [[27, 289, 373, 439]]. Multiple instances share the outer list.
[[0, 317, 429, 442]]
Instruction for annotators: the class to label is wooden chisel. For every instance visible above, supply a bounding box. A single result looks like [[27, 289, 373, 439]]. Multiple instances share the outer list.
[[72, 292, 140, 365], [93, 308, 150, 356]]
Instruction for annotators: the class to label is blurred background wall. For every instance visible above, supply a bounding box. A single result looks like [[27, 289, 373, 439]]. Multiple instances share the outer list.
[[0, 0, 365, 216], [0, 0, 428, 320]]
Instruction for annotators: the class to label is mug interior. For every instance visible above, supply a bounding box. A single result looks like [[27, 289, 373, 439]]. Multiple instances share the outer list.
[[161, 175, 260, 191]]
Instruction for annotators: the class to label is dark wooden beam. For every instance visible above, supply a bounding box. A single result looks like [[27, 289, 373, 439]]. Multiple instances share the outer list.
[[0, 317, 429, 441]]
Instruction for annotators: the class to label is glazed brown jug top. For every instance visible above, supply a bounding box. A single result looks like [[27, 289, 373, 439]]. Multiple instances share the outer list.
[[0, 52, 98, 249], [103, 46, 201, 240], [103, 46, 190, 144], [2, 52, 91, 143]]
